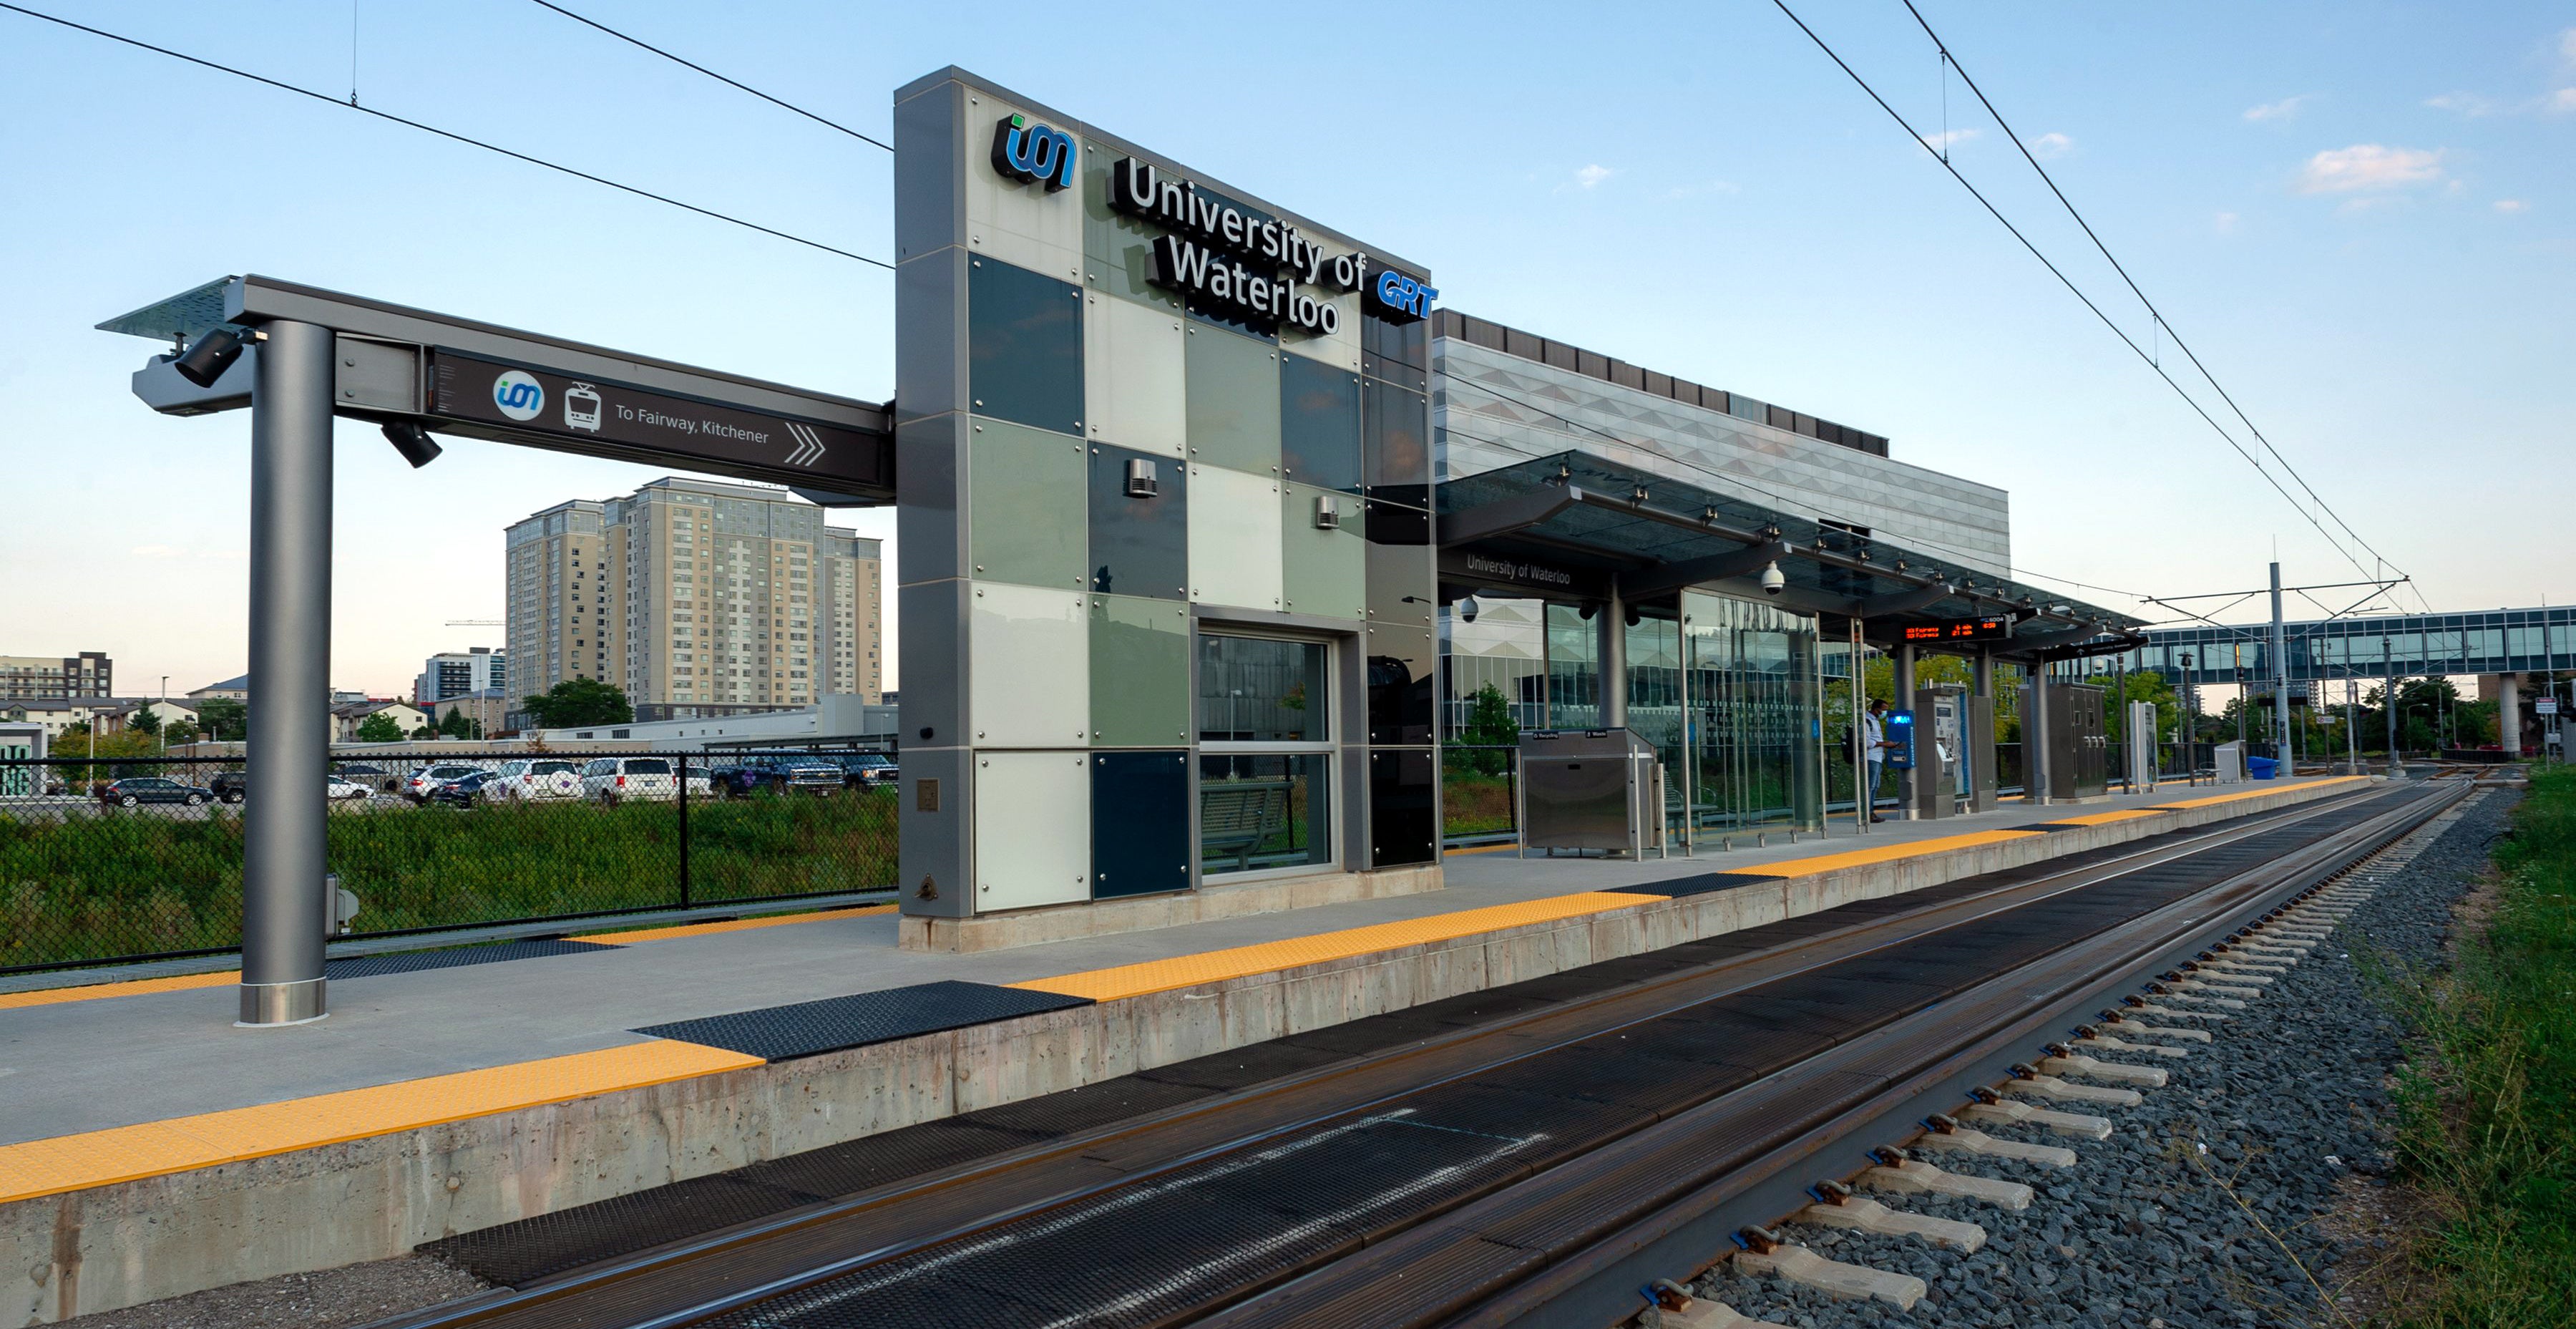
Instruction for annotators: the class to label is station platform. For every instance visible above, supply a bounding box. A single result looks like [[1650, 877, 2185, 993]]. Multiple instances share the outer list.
[[1, 774, 2372, 1323]]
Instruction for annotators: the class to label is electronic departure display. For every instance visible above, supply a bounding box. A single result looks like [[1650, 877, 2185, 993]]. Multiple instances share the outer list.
[[1901, 618, 2014, 643]]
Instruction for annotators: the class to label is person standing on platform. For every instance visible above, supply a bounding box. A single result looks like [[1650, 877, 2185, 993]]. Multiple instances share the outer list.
[[1863, 698, 1890, 824]]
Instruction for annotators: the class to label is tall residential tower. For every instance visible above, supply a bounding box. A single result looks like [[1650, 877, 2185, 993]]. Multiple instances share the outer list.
[[505, 479, 882, 715]]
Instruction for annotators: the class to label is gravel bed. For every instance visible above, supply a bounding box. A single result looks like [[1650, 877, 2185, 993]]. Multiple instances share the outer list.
[[56, 1255, 485, 1329], [1692, 786, 2514, 1329]]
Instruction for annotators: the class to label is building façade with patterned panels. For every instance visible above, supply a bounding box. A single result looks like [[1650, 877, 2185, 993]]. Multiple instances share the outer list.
[[893, 68, 1440, 923]]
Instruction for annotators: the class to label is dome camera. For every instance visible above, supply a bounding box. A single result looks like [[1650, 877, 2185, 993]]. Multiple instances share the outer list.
[[1759, 561, 1786, 596], [1456, 593, 1480, 624]]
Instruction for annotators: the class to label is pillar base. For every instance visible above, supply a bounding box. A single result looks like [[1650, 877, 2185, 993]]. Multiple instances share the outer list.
[[237, 978, 328, 1026]]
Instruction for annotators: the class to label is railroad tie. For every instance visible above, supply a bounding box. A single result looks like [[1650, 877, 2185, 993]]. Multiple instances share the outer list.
[[2197, 957, 2290, 975], [2097, 1013, 2213, 1043], [1913, 1119, 2079, 1167], [2166, 977, 2262, 1001], [1962, 1094, 2114, 1139], [1640, 1298, 1791, 1329], [2071, 1032, 2192, 1058], [1732, 1237, 1927, 1310], [1797, 1191, 1986, 1252], [1859, 1156, 2034, 1209], [2184, 964, 2275, 985], [2008, 1070, 2147, 1105], [2122, 997, 2230, 1021]]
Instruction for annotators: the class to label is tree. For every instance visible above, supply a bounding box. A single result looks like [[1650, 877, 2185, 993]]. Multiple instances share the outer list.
[[1448, 683, 1520, 774], [127, 704, 161, 738], [2084, 670, 2180, 751], [353, 712, 406, 743], [437, 709, 482, 739], [521, 678, 633, 729], [196, 697, 247, 741], [162, 721, 200, 746]]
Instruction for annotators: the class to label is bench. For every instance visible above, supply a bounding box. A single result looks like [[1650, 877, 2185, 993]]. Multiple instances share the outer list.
[[1199, 780, 1290, 872]]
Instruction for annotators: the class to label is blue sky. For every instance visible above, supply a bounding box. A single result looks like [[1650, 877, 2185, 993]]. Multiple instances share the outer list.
[[1, 1, 2569, 697]]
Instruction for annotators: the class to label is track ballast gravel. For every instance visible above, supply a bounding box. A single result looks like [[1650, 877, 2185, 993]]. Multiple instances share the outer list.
[[1695, 784, 2513, 1329]]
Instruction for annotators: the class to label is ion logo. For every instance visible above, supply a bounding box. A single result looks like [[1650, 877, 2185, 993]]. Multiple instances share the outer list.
[[492, 369, 545, 422], [991, 114, 1076, 192]]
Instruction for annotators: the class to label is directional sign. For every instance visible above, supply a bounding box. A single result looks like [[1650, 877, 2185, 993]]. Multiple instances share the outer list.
[[426, 349, 889, 493]]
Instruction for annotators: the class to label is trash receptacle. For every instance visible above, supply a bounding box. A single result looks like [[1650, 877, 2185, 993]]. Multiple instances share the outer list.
[[2246, 756, 2279, 780]]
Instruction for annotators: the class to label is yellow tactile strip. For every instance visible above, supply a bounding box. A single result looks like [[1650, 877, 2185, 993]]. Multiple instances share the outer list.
[[0, 970, 240, 1011], [1711, 829, 2044, 880], [2148, 775, 2366, 811], [0, 1039, 763, 1205], [580, 903, 897, 944], [2036, 809, 2167, 828], [1008, 892, 1668, 1003]]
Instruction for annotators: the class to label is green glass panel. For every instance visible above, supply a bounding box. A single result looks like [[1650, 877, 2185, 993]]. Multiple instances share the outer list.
[[1184, 326, 1281, 474], [968, 257, 1084, 435], [1090, 593, 1191, 745], [1080, 140, 1181, 313], [1282, 482, 1365, 620], [967, 417, 1088, 590]]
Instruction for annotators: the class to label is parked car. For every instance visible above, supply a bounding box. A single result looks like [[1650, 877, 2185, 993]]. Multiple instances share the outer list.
[[326, 774, 372, 801], [492, 758, 585, 802], [404, 763, 487, 802], [710, 754, 842, 798], [836, 753, 899, 789], [428, 771, 496, 807], [97, 777, 215, 808], [210, 770, 249, 804], [580, 756, 688, 804], [335, 764, 401, 793]]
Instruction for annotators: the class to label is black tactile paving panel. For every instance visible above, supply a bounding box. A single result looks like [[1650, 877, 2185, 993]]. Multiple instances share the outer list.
[[323, 938, 618, 980], [1607, 870, 1782, 897], [1132, 1041, 1350, 1091], [419, 1172, 806, 1287], [959, 1074, 1215, 1136], [632, 980, 1092, 1061]]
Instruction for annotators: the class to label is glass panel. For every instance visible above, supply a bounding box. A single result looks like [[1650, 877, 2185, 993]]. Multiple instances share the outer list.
[[1279, 354, 1362, 492], [1184, 326, 1282, 474], [1363, 377, 1430, 502], [971, 417, 1088, 590], [1088, 442, 1188, 600], [1091, 594, 1191, 745], [1199, 754, 1330, 875], [1545, 603, 1599, 729], [1622, 614, 1684, 839], [1199, 634, 1328, 742], [1681, 590, 1823, 837], [967, 258, 1084, 436]]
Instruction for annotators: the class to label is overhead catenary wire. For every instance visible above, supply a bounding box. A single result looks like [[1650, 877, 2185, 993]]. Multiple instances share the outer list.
[[1764, 0, 2386, 591], [1892, 0, 2417, 605], [0, 2, 894, 271], [525, 0, 892, 152]]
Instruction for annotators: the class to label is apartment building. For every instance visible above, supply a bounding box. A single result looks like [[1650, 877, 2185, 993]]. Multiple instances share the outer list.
[[412, 647, 508, 704], [505, 479, 883, 711], [0, 651, 111, 701]]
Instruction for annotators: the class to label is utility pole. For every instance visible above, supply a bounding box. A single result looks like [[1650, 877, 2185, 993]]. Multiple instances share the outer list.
[[2384, 636, 2400, 778], [2268, 562, 2292, 761]]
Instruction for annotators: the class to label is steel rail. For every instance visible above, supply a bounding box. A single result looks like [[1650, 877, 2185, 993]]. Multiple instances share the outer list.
[[369, 782, 2416, 1329], [1207, 780, 2469, 1329]]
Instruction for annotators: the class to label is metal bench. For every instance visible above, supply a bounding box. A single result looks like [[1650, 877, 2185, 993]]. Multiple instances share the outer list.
[[1199, 780, 1290, 872]]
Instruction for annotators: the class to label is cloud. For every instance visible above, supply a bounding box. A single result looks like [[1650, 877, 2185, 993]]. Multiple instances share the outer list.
[[2551, 87, 2576, 113], [2295, 144, 2445, 194], [2562, 26, 2576, 66], [2424, 92, 2497, 116], [2026, 132, 2074, 159], [2244, 95, 2311, 122], [2495, 198, 2529, 213], [1919, 128, 1978, 152], [2214, 211, 2240, 233], [1662, 180, 1740, 200], [1572, 164, 1614, 189]]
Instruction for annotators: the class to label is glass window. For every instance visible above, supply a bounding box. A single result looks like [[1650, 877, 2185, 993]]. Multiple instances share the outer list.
[[1363, 377, 1430, 501], [1199, 635, 1328, 742], [1279, 355, 1361, 493], [1199, 754, 1332, 875]]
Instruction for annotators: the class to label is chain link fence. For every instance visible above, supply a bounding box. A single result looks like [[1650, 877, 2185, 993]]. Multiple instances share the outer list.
[[0, 751, 898, 974]]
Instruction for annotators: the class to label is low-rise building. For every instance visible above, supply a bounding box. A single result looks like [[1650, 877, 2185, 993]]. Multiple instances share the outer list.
[[331, 699, 430, 741], [432, 689, 511, 738], [0, 651, 111, 700], [187, 674, 250, 701]]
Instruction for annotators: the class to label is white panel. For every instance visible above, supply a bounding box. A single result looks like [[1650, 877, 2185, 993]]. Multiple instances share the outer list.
[[975, 750, 1090, 910], [969, 580, 1090, 746], [1279, 288, 1360, 370], [1084, 293, 1186, 458], [1188, 465, 1284, 611], [962, 93, 1084, 283]]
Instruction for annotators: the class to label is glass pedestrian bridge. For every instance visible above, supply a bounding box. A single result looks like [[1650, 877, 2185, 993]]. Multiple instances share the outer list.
[[2138, 605, 2576, 684]]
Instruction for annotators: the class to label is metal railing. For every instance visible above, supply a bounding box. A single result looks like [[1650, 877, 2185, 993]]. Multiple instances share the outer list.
[[0, 751, 898, 975]]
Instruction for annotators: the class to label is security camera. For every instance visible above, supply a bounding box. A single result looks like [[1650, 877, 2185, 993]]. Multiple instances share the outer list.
[[1760, 561, 1786, 596], [382, 420, 444, 469], [1456, 594, 1480, 624], [172, 327, 247, 388]]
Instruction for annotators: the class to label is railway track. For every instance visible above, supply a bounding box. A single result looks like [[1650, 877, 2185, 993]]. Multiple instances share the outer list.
[[376, 778, 2467, 1329]]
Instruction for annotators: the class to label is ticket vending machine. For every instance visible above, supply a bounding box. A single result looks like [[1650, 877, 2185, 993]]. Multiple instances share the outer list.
[[1915, 685, 1971, 819]]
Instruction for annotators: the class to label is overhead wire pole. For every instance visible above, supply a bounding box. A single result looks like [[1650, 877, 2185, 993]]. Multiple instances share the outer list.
[[1765, 0, 2400, 588]]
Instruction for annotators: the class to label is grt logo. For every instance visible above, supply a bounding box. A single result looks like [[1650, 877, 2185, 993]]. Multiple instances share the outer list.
[[991, 115, 1077, 192], [1374, 268, 1438, 322]]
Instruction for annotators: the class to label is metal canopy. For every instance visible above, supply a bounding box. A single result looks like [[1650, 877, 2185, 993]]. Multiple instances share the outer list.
[[1437, 450, 2140, 658], [101, 275, 896, 500]]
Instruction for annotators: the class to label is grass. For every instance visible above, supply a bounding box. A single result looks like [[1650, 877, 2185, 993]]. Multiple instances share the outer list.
[[1443, 771, 1516, 837], [0, 790, 898, 970], [2372, 764, 2576, 1325]]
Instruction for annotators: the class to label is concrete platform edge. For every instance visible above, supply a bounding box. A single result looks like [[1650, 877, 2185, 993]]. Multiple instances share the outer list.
[[896, 862, 1445, 953], [0, 778, 2366, 1324]]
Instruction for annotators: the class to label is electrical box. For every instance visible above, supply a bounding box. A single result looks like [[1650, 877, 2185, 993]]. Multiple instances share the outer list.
[[1915, 686, 1968, 819], [2125, 701, 2159, 794], [2213, 740, 2246, 784], [2023, 681, 2109, 802], [1968, 693, 1998, 812], [1518, 729, 1665, 858]]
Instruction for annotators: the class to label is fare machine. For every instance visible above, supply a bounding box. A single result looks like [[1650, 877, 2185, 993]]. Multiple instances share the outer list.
[[1912, 684, 1989, 819]]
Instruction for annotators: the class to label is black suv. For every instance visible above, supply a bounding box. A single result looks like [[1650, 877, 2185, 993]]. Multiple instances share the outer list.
[[210, 770, 249, 804], [710, 755, 842, 797]]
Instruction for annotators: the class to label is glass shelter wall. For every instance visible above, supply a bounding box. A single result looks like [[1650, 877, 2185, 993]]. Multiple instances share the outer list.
[[1680, 590, 1823, 838]]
